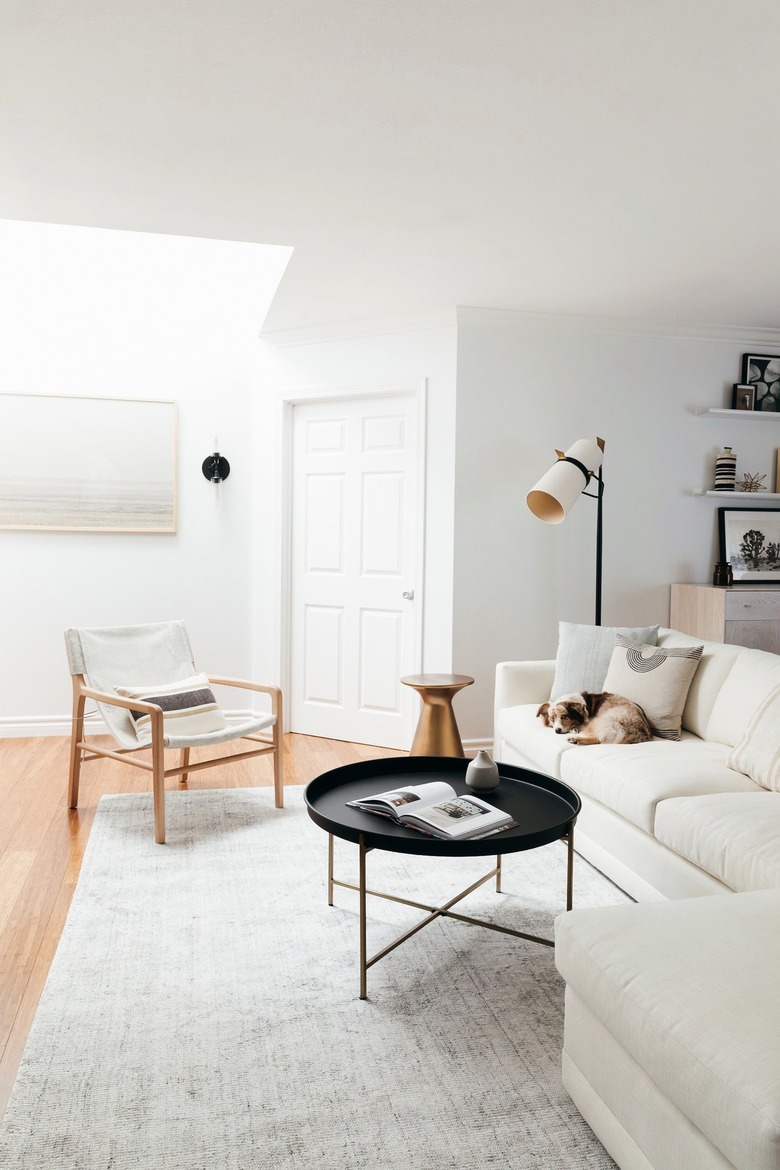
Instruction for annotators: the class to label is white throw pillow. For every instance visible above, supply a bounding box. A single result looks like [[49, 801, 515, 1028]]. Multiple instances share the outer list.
[[727, 684, 780, 791], [603, 635, 703, 741], [115, 673, 227, 745], [550, 622, 660, 700]]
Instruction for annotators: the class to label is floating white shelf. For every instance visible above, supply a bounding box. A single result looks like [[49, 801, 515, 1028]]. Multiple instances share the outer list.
[[696, 408, 780, 421], [693, 490, 780, 499]]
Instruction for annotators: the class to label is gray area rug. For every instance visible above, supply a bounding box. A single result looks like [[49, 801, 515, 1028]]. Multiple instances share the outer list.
[[0, 787, 628, 1169]]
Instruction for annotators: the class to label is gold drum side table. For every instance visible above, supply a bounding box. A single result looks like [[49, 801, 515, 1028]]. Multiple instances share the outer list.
[[401, 673, 474, 756]]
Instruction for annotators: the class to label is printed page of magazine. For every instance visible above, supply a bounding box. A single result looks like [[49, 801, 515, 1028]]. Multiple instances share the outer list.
[[347, 781, 456, 816], [403, 794, 512, 839]]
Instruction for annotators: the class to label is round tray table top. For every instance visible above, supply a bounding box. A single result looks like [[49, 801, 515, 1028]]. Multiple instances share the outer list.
[[304, 755, 580, 858]]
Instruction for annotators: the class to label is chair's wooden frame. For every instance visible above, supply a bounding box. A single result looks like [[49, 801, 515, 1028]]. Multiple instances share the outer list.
[[68, 674, 283, 844]]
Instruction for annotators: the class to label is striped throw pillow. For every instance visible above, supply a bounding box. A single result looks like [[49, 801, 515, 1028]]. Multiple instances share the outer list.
[[727, 684, 780, 791], [603, 636, 703, 740], [115, 674, 227, 745]]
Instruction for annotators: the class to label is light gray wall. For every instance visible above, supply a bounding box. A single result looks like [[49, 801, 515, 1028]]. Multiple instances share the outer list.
[[452, 308, 780, 742]]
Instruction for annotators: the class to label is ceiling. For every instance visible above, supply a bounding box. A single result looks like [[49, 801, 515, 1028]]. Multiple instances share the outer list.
[[2, 1, 779, 333]]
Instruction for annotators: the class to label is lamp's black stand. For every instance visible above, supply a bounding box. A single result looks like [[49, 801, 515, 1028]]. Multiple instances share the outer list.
[[583, 469, 604, 626]]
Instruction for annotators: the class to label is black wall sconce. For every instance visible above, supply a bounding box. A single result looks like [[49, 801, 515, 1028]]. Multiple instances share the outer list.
[[202, 452, 230, 484]]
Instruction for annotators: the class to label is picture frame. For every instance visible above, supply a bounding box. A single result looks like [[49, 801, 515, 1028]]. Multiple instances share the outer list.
[[731, 383, 756, 411], [740, 353, 780, 412], [776, 449, 780, 495], [718, 507, 780, 583], [0, 392, 178, 533]]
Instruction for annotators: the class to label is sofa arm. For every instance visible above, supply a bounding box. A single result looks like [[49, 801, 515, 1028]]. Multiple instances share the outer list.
[[494, 660, 555, 716]]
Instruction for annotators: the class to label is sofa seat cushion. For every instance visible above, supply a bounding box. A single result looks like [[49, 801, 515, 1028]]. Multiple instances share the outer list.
[[560, 738, 761, 834], [555, 891, 780, 1170], [494, 703, 575, 779], [655, 792, 780, 891]]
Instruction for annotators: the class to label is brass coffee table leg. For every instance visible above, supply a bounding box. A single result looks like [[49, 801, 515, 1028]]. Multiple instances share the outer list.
[[359, 837, 368, 1001], [328, 834, 335, 906], [566, 829, 574, 911], [328, 830, 576, 999]]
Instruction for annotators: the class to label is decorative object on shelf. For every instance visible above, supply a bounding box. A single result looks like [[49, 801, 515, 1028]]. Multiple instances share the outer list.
[[736, 472, 767, 493], [465, 749, 501, 791], [202, 451, 230, 483], [713, 446, 737, 491], [526, 436, 606, 625], [741, 354, 780, 412], [718, 507, 780, 583], [732, 384, 756, 411], [712, 562, 733, 586]]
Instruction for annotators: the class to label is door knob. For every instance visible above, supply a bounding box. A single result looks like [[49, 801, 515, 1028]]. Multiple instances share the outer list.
[[402, 590, 415, 600]]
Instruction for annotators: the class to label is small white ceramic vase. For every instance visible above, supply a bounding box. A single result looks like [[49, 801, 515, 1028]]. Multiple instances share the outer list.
[[465, 750, 500, 791]]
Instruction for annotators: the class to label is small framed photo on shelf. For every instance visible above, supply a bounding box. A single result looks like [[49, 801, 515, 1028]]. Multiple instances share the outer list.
[[732, 383, 756, 410], [740, 353, 780, 411], [718, 507, 780, 583]]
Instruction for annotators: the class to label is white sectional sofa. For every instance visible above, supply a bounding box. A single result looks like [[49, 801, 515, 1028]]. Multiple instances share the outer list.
[[493, 627, 780, 1170], [494, 627, 780, 901]]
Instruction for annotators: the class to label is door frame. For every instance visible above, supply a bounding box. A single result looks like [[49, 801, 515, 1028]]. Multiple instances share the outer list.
[[280, 380, 428, 739]]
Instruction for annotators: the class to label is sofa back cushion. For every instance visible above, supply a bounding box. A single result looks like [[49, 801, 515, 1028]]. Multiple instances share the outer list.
[[706, 647, 780, 747], [550, 622, 660, 699], [657, 630, 743, 740], [727, 684, 780, 791]]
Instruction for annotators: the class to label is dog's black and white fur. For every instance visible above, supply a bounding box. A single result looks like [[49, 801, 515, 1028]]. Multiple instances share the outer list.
[[537, 691, 653, 746]]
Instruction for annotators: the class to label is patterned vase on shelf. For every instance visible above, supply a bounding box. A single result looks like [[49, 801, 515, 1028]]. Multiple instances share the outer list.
[[465, 750, 500, 791], [713, 446, 737, 491]]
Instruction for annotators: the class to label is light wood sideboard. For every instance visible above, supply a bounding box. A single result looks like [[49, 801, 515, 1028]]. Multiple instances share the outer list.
[[670, 584, 780, 653]]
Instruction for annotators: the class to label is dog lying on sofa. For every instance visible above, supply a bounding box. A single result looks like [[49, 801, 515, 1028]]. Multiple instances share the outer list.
[[537, 691, 654, 745]]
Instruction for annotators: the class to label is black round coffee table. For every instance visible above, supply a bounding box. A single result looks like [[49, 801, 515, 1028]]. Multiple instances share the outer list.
[[305, 756, 580, 998]]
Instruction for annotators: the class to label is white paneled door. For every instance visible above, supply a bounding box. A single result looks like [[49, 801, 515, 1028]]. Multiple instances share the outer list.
[[290, 394, 421, 748]]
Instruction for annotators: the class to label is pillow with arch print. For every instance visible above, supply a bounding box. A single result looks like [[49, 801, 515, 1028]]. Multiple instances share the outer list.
[[603, 636, 704, 741]]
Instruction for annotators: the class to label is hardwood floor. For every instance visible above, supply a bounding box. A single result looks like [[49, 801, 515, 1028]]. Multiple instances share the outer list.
[[0, 732, 405, 1118]]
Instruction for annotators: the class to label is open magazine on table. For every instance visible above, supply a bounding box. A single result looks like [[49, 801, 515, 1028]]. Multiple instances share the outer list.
[[346, 780, 517, 840]]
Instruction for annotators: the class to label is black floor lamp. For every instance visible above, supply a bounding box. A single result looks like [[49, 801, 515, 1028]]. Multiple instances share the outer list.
[[526, 437, 606, 626]]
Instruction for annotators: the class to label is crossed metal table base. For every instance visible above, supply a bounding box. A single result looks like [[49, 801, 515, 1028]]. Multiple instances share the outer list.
[[327, 830, 575, 999]]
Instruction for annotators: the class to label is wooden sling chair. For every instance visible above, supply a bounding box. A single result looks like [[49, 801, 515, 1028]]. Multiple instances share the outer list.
[[65, 621, 283, 844]]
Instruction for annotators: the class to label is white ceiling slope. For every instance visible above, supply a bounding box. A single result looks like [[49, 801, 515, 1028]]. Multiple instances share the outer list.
[[2, 0, 779, 333]]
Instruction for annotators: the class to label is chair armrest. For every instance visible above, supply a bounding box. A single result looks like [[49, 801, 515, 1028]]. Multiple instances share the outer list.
[[79, 683, 164, 717], [494, 660, 555, 716], [205, 677, 282, 716]]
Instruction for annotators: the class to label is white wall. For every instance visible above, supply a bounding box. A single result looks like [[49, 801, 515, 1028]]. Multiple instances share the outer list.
[[453, 308, 780, 741], [0, 221, 290, 733], [255, 318, 458, 702]]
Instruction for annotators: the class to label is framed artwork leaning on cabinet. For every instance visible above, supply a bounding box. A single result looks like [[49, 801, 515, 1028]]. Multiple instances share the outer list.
[[718, 507, 780, 583]]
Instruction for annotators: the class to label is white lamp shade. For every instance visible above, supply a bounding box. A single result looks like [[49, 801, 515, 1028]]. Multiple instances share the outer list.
[[526, 438, 604, 524]]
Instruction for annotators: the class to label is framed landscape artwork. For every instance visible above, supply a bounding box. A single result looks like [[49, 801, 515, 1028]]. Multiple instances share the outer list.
[[718, 507, 780, 583], [0, 393, 178, 533]]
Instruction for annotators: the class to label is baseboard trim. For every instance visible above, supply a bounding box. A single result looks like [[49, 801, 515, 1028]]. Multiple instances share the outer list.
[[462, 736, 494, 757]]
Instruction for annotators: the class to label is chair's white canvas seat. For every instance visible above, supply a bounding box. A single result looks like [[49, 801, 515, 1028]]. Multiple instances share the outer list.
[[162, 713, 276, 749]]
